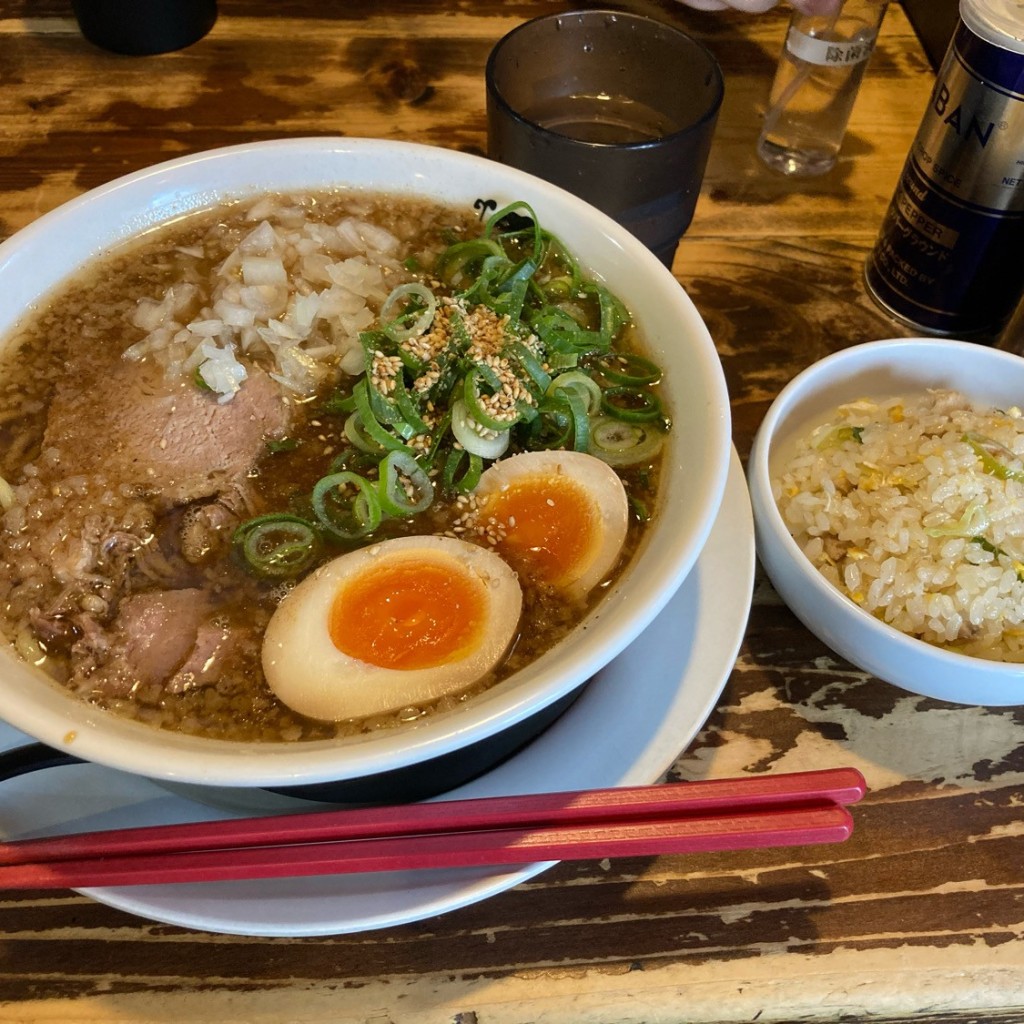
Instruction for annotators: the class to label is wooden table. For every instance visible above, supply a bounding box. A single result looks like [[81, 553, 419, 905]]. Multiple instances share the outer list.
[[3, 2, 1023, 1021]]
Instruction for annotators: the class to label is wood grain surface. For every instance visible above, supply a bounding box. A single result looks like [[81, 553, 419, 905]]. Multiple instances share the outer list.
[[3, 2, 1024, 1022]]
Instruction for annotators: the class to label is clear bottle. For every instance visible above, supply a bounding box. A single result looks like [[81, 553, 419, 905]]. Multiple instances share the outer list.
[[757, 0, 890, 176]]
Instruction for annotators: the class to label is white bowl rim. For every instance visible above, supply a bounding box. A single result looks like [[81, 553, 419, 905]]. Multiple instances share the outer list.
[[0, 136, 733, 785], [750, 337, 1024, 698]]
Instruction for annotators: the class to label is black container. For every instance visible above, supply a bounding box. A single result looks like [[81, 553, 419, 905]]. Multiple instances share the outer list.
[[72, 0, 217, 56], [864, 0, 1024, 337]]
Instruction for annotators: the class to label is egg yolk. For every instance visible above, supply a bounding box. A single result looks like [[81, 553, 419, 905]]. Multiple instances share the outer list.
[[328, 558, 487, 670], [485, 475, 597, 587]]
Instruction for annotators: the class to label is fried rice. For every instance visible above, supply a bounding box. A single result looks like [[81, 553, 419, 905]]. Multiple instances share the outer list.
[[773, 389, 1024, 662]]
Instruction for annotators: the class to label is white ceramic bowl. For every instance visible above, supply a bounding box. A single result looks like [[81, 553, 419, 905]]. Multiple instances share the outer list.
[[749, 338, 1024, 707], [0, 138, 731, 794]]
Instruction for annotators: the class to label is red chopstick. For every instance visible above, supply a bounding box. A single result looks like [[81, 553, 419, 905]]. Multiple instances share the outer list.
[[0, 767, 865, 865], [0, 805, 854, 889], [0, 767, 865, 889]]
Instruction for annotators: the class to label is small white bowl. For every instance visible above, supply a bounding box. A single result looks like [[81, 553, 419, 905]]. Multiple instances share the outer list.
[[0, 138, 732, 795], [748, 338, 1024, 707]]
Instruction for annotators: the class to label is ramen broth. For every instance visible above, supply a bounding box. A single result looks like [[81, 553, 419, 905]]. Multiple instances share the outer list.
[[0, 192, 663, 742]]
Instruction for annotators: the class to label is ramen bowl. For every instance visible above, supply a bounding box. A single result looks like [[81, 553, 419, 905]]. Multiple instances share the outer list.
[[748, 338, 1024, 707], [0, 138, 731, 800]]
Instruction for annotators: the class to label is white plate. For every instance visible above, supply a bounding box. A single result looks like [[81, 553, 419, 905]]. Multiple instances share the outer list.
[[0, 449, 754, 937]]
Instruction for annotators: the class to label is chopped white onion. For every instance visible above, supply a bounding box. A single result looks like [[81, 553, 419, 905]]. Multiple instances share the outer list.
[[242, 256, 288, 287], [126, 199, 409, 400], [212, 299, 256, 328], [187, 319, 225, 338], [339, 342, 365, 376], [195, 340, 247, 402], [239, 219, 280, 255]]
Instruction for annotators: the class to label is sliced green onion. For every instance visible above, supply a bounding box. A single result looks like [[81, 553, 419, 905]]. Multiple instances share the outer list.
[[397, 346, 426, 377], [589, 415, 665, 466], [547, 370, 603, 416], [925, 498, 989, 539], [344, 410, 388, 455], [352, 380, 414, 453], [421, 409, 453, 469], [378, 450, 434, 517], [312, 471, 383, 541], [563, 386, 591, 453], [491, 260, 536, 325], [814, 424, 864, 451], [524, 394, 574, 451], [459, 253, 507, 308], [319, 391, 356, 416], [546, 348, 580, 371], [390, 374, 430, 437], [499, 258, 538, 293], [451, 398, 510, 459], [366, 381, 406, 427], [329, 448, 381, 475], [971, 535, 1024, 581], [193, 366, 214, 392], [508, 341, 551, 394], [540, 234, 582, 296], [534, 376, 590, 451], [464, 366, 521, 432], [515, 398, 540, 425], [628, 494, 651, 523], [443, 448, 483, 494], [380, 283, 437, 342], [601, 386, 662, 423], [485, 201, 543, 265], [583, 281, 629, 346], [475, 360, 504, 392], [419, 349, 460, 404], [266, 437, 300, 455], [590, 352, 662, 386], [531, 306, 597, 357], [436, 237, 504, 287], [963, 432, 1024, 483], [446, 306, 474, 353], [233, 514, 321, 579]]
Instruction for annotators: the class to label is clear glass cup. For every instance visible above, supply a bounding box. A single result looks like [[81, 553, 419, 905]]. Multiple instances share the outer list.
[[757, 0, 889, 176]]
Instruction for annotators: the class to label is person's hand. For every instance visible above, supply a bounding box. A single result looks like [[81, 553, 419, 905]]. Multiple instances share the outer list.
[[676, 0, 840, 12]]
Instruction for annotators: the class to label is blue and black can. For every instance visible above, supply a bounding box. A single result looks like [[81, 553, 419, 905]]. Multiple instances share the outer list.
[[864, 0, 1024, 337]]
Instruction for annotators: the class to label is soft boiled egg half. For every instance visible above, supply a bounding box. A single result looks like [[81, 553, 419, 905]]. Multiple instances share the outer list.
[[470, 450, 629, 602], [262, 535, 522, 721]]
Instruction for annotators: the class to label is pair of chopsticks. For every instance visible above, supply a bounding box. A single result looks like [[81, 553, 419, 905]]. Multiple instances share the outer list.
[[0, 767, 865, 889]]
